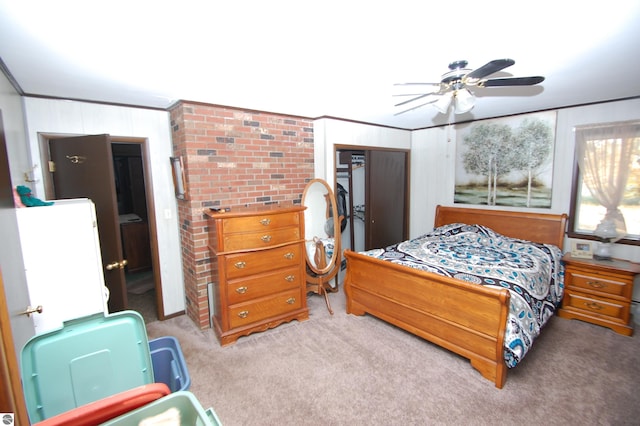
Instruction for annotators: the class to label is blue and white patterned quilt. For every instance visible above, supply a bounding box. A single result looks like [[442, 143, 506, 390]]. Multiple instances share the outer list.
[[362, 223, 564, 368]]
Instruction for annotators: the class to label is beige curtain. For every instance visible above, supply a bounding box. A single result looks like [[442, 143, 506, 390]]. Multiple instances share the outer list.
[[575, 120, 640, 240]]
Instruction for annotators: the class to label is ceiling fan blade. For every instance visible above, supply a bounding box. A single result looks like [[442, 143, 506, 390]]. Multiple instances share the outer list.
[[393, 93, 434, 97], [394, 98, 439, 115], [466, 59, 515, 80], [394, 92, 436, 107], [481, 76, 545, 87], [394, 82, 440, 86]]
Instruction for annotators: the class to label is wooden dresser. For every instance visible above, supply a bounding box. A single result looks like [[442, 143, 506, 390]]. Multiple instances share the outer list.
[[206, 203, 309, 346], [120, 221, 151, 273], [558, 253, 639, 336]]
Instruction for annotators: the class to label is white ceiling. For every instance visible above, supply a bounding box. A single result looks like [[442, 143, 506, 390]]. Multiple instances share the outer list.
[[1, 1, 639, 130]]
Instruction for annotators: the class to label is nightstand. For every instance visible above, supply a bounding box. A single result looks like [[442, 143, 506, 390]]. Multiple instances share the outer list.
[[558, 253, 639, 336]]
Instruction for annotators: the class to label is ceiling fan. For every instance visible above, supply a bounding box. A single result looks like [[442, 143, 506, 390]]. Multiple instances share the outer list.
[[394, 59, 544, 115]]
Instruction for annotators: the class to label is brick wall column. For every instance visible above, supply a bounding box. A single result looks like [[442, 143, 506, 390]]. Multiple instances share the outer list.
[[169, 102, 314, 329]]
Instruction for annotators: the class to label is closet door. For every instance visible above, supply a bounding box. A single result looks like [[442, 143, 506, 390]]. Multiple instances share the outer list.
[[365, 150, 408, 250]]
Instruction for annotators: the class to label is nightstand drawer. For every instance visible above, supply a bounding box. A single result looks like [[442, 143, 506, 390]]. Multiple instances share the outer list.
[[560, 253, 637, 336], [566, 270, 630, 298], [562, 290, 630, 321]]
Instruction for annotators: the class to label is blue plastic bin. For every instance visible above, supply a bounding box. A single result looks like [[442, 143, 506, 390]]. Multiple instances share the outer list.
[[149, 336, 191, 392]]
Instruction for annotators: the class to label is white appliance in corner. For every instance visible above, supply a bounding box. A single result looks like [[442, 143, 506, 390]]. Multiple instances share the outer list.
[[16, 198, 109, 334]]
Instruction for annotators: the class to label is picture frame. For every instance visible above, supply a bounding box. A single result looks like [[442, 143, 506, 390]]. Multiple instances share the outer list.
[[170, 156, 188, 200], [454, 110, 557, 208], [570, 241, 593, 259]]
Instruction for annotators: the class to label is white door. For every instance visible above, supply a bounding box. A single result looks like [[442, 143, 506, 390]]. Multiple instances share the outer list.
[[16, 198, 108, 334]]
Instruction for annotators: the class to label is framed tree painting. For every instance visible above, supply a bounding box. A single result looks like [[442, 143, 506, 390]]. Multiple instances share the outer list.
[[454, 111, 557, 208]]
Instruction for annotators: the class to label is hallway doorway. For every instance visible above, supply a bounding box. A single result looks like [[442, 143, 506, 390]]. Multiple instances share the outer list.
[[38, 134, 161, 321]]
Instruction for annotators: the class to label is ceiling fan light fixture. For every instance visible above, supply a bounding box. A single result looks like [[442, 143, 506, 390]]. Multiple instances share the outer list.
[[396, 59, 544, 119], [433, 92, 453, 114], [454, 89, 475, 114]]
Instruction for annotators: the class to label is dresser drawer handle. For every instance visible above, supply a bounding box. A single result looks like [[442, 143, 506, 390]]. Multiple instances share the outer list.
[[585, 301, 604, 310], [586, 280, 606, 289], [285, 275, 295, 282], [234, 261, 246, 269], [235, 286, 247, 294], [284, 252, 294, 260], [238, 310, 249, 319], [260, 218, 271, 226], [286, 297, 296, 305], [261, 235, 272, 243]]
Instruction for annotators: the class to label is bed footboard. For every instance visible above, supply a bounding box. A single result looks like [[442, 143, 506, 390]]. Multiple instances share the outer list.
[[344, 250, 510, 388]]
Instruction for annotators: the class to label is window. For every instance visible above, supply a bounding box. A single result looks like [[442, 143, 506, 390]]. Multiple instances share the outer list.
[[569, 120, 640, 245]]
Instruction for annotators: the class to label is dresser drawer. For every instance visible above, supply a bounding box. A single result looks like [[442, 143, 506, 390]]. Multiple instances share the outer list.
[[227, 266, 301, 304], [224, 243, 302, 279], [222, 226, 300, 252], [565, 269, 631, 298], [222, 211, 300, 233], [562, 290, 630, 321], [228, 289, 302, 329]]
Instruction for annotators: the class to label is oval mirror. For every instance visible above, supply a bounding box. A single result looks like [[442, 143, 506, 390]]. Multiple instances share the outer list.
[[302, 178, 340, 275]]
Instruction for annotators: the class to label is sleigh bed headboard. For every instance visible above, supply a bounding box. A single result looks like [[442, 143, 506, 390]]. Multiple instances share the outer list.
[[434, 205, 567, 249]]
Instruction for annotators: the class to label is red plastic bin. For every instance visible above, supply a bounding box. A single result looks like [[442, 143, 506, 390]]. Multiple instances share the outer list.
[[34, 383, 170, 426]]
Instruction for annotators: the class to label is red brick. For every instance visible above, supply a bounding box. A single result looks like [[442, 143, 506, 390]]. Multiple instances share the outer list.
[[170, 102, 313, 330]]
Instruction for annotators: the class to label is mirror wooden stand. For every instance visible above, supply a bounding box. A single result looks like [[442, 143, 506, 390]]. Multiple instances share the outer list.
[[302, 179, 343, 315]]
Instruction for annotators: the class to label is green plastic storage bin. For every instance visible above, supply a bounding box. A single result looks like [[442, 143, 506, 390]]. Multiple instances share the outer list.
[[20, 311, 154, 423], [101, 391, 222, 425]]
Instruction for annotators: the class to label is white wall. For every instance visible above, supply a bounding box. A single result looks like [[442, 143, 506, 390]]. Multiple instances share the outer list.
[[554, 99, 640, 306], [316, 98, 640, 303], [6, 78, 640, 318], [17, 97, 185, 316], [314, 118, 412, 187], [409, 125, 456, 237], [0, 69, 36, 353], [315, 118, 412, 287], [0, 73, 29, 186], [555, 99, 640, 263], [412, 98, 640, 263]]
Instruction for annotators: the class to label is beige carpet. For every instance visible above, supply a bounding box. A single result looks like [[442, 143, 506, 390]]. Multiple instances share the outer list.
[[146, 289, 640, 426]]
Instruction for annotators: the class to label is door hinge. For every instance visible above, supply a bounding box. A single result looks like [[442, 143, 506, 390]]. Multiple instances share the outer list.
[[48, 161, 56, 172]]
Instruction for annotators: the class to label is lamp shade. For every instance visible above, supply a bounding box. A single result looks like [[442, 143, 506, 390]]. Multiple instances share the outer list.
[[594, 219, 618, 241], [433, 92, 453, 114], [454, 89, 475, 113], [594, 209, 627, 243]]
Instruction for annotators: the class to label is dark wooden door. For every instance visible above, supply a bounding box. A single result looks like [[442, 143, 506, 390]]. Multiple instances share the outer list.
[[365, 149, 408, 250], [49, 135, 128, 312]]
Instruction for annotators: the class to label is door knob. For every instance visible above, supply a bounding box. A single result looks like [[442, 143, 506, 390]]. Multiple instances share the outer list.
[[21, 305, 43, 317], [106, 260, 128, 270]]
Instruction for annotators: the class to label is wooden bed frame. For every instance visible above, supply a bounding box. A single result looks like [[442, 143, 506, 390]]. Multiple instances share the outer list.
[[343, 205, 567, 388]]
